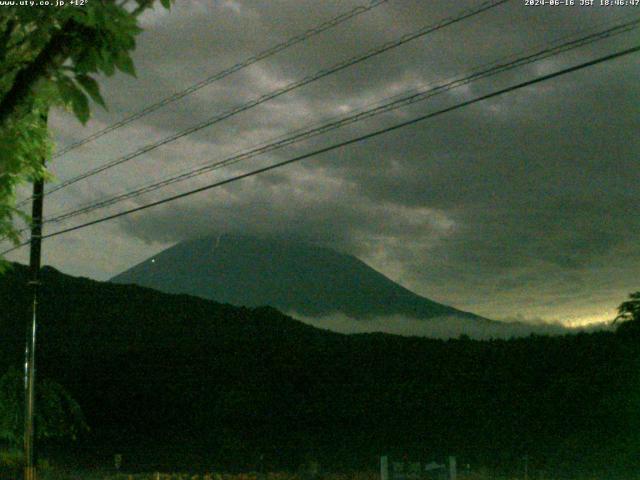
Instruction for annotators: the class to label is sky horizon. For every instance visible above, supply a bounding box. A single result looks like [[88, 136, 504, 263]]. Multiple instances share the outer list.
[[4, 0, 639, 327]]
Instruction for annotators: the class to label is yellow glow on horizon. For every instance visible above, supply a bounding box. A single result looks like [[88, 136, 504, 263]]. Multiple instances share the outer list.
[[559, 313, 614, 329]]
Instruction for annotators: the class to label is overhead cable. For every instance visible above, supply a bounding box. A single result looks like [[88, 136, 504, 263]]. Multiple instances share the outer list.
[[3, 43, 637, 256], [40, 16, 640, 227], [25, 0, 509, 205], [52, 0, 391, 159]]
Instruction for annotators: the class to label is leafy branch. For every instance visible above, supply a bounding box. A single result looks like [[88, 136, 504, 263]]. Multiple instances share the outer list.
[[0, 0, 173, 257]]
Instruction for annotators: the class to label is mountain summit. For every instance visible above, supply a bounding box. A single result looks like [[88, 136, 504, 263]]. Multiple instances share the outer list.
[[111, 235, 488, 322]]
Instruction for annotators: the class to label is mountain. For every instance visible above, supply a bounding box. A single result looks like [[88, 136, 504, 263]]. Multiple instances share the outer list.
[[0, 263, 638, 475], [111, 235, 489, 322]]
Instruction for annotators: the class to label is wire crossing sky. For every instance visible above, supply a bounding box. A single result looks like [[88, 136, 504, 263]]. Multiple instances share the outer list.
[[28, 0, 509, 204], [50, 0, 391, 160], [5, 43, 638, 254], [37, 16, 640, 228], [5, 0, 639, 327]]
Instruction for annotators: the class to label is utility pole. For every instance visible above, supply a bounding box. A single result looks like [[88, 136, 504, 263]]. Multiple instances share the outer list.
[[24, 113, 47, 480]]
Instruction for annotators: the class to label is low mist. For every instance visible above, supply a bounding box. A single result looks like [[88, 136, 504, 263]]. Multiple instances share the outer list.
[[288, 311, 612, 340]]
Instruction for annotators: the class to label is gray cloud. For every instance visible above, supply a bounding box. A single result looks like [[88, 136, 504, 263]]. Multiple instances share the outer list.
[[6, 0, 639, 326]]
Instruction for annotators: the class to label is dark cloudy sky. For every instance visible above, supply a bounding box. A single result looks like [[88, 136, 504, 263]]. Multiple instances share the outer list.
[[6, 0, 640, 326]]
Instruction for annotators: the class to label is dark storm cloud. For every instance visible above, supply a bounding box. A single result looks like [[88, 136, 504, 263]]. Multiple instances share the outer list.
[[16, 0, 638, 324]]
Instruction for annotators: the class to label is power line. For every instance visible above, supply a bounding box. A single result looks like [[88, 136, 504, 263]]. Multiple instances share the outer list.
[[51, 0, 390, 159], [39, 16, 640, 227], [23, 0, 509, 205], [3, 43, 637, 256]]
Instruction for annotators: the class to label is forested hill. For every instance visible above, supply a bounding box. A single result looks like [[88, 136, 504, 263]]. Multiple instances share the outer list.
[[1, 263, 639, 477]]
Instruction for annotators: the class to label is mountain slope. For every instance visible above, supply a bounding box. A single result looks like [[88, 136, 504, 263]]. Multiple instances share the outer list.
[[111, 235, 488, 321]]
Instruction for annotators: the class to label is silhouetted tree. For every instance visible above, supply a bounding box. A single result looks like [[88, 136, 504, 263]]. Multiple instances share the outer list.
[[0, 367, 87, 446], [614, 292, 640, 324]]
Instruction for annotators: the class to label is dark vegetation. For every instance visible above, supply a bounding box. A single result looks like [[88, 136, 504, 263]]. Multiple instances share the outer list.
[[1, 263, 638, 477]]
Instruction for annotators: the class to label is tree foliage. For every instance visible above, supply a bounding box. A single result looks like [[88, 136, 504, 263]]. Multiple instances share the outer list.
[[0, 0, 173, 258], [0, 366, 87, 446], [614, 291, 640, 328]]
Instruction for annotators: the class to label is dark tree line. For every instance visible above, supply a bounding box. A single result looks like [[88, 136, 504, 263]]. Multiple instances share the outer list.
[[0, 264, 638, 478]]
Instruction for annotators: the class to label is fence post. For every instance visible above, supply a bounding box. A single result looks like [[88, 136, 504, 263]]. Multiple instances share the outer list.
[[448, 456, 456, 480], [381, 455, 389, 480]]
